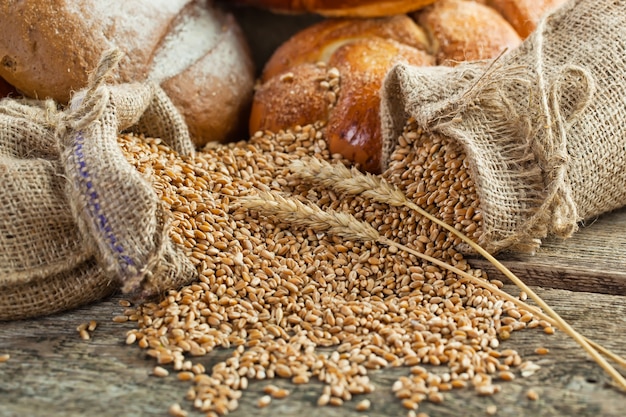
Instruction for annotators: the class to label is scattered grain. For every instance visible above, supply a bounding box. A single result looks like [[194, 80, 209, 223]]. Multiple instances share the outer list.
[[329, 396, 344, 407], [428, 391, 444, 404], [355, 398, 371, 411], [263, 384, 279, 395], [271, 388, 291, 399], [168, 403, 187, 417], [153, 366, 169, 377], [119, 299, 132, 307], [498, 371, 515, 382], [125, 332, 137, 345], [112, 315, 128, 323], [317, 393, 331, 406], [114, 121, 544, 417], [519, 361, 541, 378], [257, 395, 272, 408], [176, 371, 193, 381], [526, 389, 539, 401], [402, 399, 419, 410]]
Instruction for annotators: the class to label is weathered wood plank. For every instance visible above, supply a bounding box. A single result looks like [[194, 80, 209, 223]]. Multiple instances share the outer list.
[[468, 208, 626, 296], [1, 287, 625, 417]]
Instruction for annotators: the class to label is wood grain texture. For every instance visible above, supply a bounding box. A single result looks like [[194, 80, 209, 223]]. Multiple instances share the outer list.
[[3, 6, 626, 417], [2, 206, 625, 417], [1, 285, 626, 417], [468, 208, 626, 296]]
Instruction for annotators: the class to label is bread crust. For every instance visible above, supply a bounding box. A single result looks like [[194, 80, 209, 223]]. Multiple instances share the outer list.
[[0, 0, 255, 145], [261, 15, 430, 81], [415, 0, 521, 65], [326, 38, 434, 172], [250, 63, 333, 135]]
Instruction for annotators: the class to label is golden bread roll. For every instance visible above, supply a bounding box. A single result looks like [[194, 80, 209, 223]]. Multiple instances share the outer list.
[[228, 0, 438, 17], [251, 0, 529, 172], [415, 0, 521, 65], [250, 15, 434, 173], [325, 37, 434, 172], [0, 0, 255, 146], [487, 0, 569, 38], [249, 63, 334, 135], [259, 15, 431, 82]]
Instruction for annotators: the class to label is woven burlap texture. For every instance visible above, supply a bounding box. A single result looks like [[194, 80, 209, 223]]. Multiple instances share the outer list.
[[0, 51, 197, 320], [381, 0, 626, 254]]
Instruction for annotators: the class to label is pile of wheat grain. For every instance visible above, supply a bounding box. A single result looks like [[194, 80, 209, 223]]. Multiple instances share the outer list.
[[116, 122, 547, 417]]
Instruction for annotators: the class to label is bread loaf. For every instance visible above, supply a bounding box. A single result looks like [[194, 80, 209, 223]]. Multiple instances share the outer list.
[[251, 0, 540, 173], [250, 16, 434, 173], [414, 0, 522, 65], [228, 0, 438, 17], [0, 0, 255, 146]]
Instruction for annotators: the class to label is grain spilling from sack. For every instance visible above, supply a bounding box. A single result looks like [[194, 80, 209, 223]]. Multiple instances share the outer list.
[[116, 124, 548, 416], [382, 0, 626, 254]]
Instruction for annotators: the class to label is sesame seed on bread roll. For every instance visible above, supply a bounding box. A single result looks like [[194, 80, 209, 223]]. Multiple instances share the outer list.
[[0, 0, 255, 146], [228, 0, 438, 17]]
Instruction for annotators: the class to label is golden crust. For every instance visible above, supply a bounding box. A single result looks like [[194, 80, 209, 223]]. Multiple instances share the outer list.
[[261, 15, 430, 81], [415, 0, 522, 65], [249, 63, 332, 135], [326, 38, 434, 173]]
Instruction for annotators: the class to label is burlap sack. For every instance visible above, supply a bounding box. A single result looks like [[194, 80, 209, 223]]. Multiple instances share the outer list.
[[381, 0, 626, 254], [0, 51, 197, 320]]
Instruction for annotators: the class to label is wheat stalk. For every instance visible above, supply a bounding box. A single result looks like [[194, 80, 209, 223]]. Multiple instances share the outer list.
[[289, 157, 626, 389], [237, 190, 379, 243]]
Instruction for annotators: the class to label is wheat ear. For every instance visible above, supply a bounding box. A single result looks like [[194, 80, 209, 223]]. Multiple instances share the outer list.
[[289, 157, 626, 389]]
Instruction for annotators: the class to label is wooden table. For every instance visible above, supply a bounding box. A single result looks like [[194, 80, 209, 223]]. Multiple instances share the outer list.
[[2, 206, 626, 417], [2, 7, 626, 417]]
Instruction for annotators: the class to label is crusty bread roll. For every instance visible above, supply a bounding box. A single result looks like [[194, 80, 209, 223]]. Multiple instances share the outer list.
[[414, 0, 521, 65], [228, 0, 438, 17], [250, 1, 527, 173], [0, 0, 255, 146], [250, 16, 434, 173], [487, 0, 569, 38]]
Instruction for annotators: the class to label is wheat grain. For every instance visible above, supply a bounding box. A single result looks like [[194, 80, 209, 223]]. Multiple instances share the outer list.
[[113, 120, 625, 417]]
